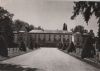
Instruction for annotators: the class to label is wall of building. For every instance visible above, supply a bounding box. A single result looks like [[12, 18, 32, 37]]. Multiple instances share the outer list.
[[29, 33, 72, 47]]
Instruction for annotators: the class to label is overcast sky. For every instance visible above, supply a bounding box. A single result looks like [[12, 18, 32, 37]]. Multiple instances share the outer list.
[[0, 0, 98, 35]]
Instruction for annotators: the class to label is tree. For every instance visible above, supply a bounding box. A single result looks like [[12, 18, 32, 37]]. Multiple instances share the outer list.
[[98, 23, 100, 37], [14, 20, 23, 32], [71, 1, 100, 37], [0, 6, 14, 48], [37, 26, 44, 30], [73, 25, 84, 34], [0, 7, 13, 20], [26, 25, 34, 32], [63, 23, 67, 31], [14, 19, 30, 32]]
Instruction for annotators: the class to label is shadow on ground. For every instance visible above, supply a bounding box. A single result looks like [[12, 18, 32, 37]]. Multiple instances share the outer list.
[[0, 63, 45, 71]]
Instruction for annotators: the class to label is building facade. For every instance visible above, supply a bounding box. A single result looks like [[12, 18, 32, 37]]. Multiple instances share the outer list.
[[29, 30, 72, 47]]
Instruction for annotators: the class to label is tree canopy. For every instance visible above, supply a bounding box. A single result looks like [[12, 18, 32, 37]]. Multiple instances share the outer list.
[[14, 19, 34, 32], [73, 25, 84, 34], [14, 19, 29, 32], [26, 25, 34, 32], [71, 1, 100, 37], [0, 7, 13, 21], [0, 6, 14, 47], [71, 1, 100, 23]]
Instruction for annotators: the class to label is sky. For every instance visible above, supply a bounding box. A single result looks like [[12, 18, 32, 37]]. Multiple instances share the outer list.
[[0, 0, 98, 36]]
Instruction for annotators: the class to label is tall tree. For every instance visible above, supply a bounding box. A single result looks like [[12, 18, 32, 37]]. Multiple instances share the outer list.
[[0, 6, 14, 48], [71, 1, 100, 37], [63, 23, 67, 31]]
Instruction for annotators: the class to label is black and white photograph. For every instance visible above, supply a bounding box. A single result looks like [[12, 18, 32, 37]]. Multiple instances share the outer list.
[[0, 0, 100, 71]]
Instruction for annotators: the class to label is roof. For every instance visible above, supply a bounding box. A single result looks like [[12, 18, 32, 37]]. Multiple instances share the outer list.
[[13, 31, 17, 33], [13, 31, 25, 34], [29, 30, 43, 33], [29, 30, 72, 34]]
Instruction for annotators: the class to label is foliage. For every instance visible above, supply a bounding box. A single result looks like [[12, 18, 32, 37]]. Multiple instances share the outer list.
[[71, 1, 100, 23], [37, 26, 44, 30], [73, 25, 84, 34], [98, 23, 100, 37], [26, 25, 34, 32], [14, 19, 35, 32], [0, 7, 13, 20], [14, 19, 31, 32], [71, 1, 100, 37], [14, 20, 23, 32], [0, 7, 14, 47]]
